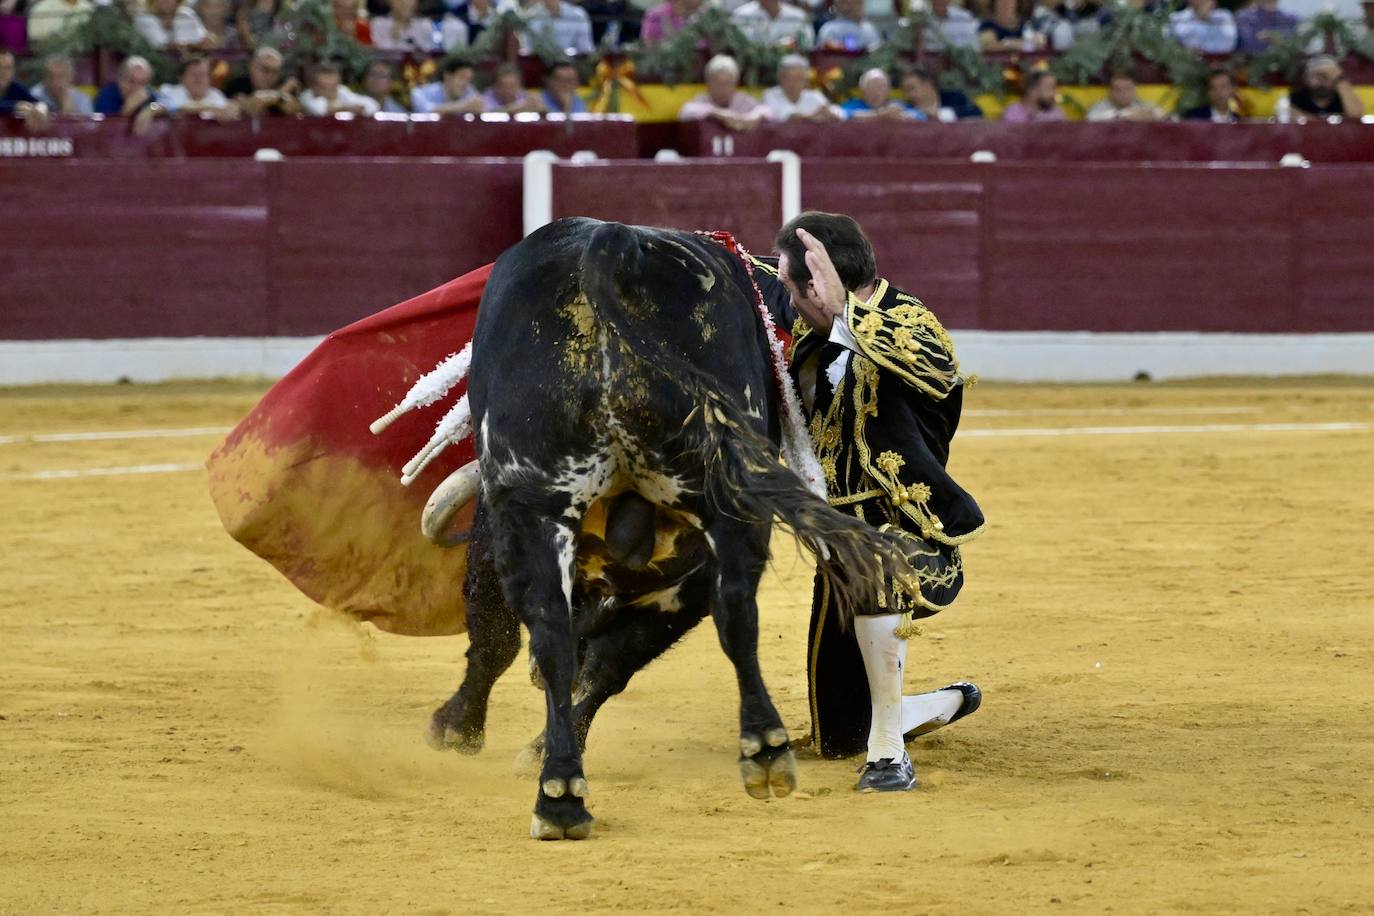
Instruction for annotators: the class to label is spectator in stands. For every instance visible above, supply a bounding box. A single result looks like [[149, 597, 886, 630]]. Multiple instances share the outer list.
[[898, 66, 983, 121], [158, 56, 237, 118], [542, 59, 588, 114], [1001, 69, 1066, 121], [411, 58, 484, 114], [225, 46, 303, 117], [519, 0, 595, 55], [980, 0, 1045, 50], [28, 54, 92, 115], [332, 0, 374, 45], [678, 54, 767, 130], [762, 53, 842, 121], [363, 59, 407, 113], [135, 0, 213, 51], [1181, 67, 1239, 121], [24, 0, 92, 43], [236, 0, 282, 50], [731, 0, 814, 49], [369, 0, 427, 50], [817, 0, 882, 49], [94, 55, 160, 116], [454, 0, 498, 43], [1289, 54, 1365, 120], [1086, 71, 1162, 121], [196, 0, 239, 49], [640, 0, 702, 45], [1, 48, 39, 116], [841, 67, 915, 119], [301, 59, 380, 115], [1168, 0, 1236, 53], [1234, 0, 1297, 52], [922, 0, 981, 50], [1095, 0, 1161, 29], [483, 61, 546, 113]]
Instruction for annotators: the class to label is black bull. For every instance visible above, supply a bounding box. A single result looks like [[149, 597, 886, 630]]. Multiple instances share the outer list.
[[427, 218, 915, 840]]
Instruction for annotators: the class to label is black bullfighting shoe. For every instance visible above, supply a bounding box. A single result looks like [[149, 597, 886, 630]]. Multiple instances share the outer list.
[[903, 681, 983, 741], [856, 753, 918, 793]]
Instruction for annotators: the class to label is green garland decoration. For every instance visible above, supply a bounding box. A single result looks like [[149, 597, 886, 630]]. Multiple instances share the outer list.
[[1245, 12, 1374, 86], [1051, 7, 1207, 110], [263, 0, 371, 82], [26, 5, 177, 83], [632, 6, 787, 87]]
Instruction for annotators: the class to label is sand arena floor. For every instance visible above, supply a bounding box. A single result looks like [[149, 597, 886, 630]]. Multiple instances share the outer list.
[[2, 378, 1373, 915]]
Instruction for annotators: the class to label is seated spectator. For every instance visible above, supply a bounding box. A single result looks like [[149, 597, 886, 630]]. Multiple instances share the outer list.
[[1, 48, 39, 116], [541, 59, 587, 114], [1235, 0, 1296, 52], [980, 0, 1045, 51], [370, 0, 429, 49], [641, 0, 701, 46], [301, 59, 380, 115], [196, 0, 239, 49], [1168, 0, 1236, 54], [28, 54, 93, 114], [157, 57, 236, 118], [762, 53, 842, 121], [236, 0, 281, 51], [362, 59, 407, 113], [1289, 54, 1365, 120], [519, 0, 594, 55], [483, 61, 546, 113], [922, 0, 981, 50], [410, 58, 484, 114], [94, 55, 160, 116], [332, 0, 373, 45], [817, 0, 881, 50], [24, 0, 93, 44], [898, 66, 983, 121], [841, 68, 916, 120], [1180, 67, 1239, 122], [135, 0, 212, 51], [454, 0, 498, 44], [225, 46, 303, 117], [1086, 71, 1162, 121], [731, 0, 814, 49], [1001, 69, 1066, 122], [678, 54, 767, 130], [1095, 0, 1161, 29]]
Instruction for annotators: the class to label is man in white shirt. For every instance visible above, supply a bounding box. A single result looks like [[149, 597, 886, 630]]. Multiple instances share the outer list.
[[731, 0, 814, 49], [410, 58, 485, 115], [29, 54, 94, 115], [762, 54, 842, 121], [134, 0, 211, 50], [1168, 0, 1238, 53], [301, 60, 380, 117], [816, 0, 882, 49], [519, 0, 595, 54], [24, 0, 94, 44], [1086, 71, 1163, 121], [372, 0, 471, 51], [919, 0, 980, 49], [157, 56, 235, 118]]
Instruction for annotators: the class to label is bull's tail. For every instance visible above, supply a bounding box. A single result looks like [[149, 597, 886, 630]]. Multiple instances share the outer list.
[[578, 222, 918, 627]]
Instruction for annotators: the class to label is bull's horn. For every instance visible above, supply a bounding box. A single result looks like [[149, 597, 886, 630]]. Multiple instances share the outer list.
[[421, 460, 481, 546]]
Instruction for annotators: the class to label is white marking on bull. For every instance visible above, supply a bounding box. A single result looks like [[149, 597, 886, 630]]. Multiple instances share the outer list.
[[629, 582, 684, 613]]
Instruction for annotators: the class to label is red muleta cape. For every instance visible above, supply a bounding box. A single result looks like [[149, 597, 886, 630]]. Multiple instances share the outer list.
[[206, 265, 491, 637]]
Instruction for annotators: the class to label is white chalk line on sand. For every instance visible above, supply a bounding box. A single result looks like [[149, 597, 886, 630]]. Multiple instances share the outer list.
[[0, 426, 231, 446], [963, 406, 1260, 418], [3, 420, 1370, 481]]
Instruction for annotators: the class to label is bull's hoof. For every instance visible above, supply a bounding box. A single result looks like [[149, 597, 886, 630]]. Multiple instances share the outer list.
[[426, 712, 483, 754], [530, 776, 594, 841], [738, 728, 798, 800]]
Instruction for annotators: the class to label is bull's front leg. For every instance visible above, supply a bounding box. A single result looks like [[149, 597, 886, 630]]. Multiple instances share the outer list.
[[490, 509, 593, 840], [707, 519, 798, 800]]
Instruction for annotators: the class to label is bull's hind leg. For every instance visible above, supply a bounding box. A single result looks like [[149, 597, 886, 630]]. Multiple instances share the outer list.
[[707, 519, 798, 800], [486, 503, 594, 841], [428, 511, 520, 754]]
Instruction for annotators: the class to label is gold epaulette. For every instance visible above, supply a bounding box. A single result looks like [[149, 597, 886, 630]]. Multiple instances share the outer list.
[[846, 281, 959, 400]]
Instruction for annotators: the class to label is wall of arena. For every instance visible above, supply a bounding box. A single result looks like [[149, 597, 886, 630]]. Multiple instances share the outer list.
[[3, 120, 1373, 384]]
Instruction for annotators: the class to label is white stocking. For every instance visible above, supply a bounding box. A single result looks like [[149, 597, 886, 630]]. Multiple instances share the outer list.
[[900, 690, 964, 736], [853, 613, 907, 763]]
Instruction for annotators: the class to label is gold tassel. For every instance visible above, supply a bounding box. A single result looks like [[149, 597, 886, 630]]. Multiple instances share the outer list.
[[893, 618, 924, 640]]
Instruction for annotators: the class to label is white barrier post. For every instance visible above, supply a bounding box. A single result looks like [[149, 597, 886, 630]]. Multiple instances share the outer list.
[[767, 149, 801, 224], [522, 150, 558, 237]]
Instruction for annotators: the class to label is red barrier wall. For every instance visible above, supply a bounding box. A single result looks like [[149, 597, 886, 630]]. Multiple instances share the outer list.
[[4, 157, 1374, 340]]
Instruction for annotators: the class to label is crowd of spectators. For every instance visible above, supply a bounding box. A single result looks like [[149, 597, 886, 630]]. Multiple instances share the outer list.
[[2, 0, 1371, 128]]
